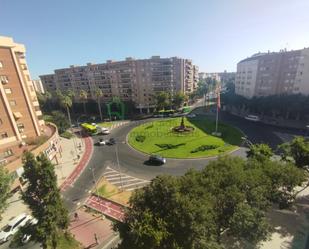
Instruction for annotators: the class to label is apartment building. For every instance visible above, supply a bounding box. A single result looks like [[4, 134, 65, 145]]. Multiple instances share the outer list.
[[199, 71, 235, 87], [0, 36, 45, 161], [32, 79, 45, 94], [40, 56, 198, 111], [235, 48, 309, 98]]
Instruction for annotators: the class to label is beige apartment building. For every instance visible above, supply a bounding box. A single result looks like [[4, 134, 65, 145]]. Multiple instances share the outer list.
[[0, 36, 45, 165], [235, 48, 309, 98], [199, 71, 236, 86], [40, 56, 198, 111]]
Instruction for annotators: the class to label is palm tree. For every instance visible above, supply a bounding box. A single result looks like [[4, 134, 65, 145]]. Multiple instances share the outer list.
[[79, 90, 88, 114], [59, 94, 73, 128], [95, 88, 103, 121]]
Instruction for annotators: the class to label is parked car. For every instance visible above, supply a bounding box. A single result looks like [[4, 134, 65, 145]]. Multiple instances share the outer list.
[[106, 138, 116, 145], [98, 138, 107, 146], [21, 217, 38, 244], [244, 115, 260, 122], [187, 113, 196, 118], [148, 155, 166, 165], [99, 127, 110, 135], [0, 213, 31, 243]]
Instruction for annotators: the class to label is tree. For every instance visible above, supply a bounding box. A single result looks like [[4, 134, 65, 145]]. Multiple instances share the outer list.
[[173, 92, 187, 109], [22, 152, 69, 249], [279, 136, 309, 168], [95, 88, 103, 121], [155, 92, 170, 110], [115, 155, 306, 248], [79, 90, 88, 114], [0, 167, 12, 220], [50, 110, 70, 133], [246, 144, 273, 162], [115, 175, 219, 249], [59, 94, 73, 128]]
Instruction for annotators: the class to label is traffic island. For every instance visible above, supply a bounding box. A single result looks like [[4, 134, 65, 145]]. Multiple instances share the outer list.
[[128, 117, 242, 159]]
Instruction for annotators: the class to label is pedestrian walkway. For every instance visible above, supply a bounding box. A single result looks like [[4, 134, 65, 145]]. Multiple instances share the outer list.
[[103, 166, 150, 191], [60, 136, 93, 191], [69, 208, 114, 249], [85, 195, 125, 222]]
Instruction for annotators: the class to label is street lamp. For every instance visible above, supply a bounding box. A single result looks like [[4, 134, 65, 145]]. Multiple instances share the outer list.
[[115, 140, 124, 192], [89, 166, 99, 195]]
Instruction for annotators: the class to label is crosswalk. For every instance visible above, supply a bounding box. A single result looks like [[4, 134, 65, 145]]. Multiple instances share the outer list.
[[103, 166, 150, 191]]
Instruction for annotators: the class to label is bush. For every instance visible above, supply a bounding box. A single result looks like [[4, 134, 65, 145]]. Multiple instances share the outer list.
[[191, 144, 219, 153], [50, 111, 70, 134], [60, 131, 74, 139], [136, 135, 146, 143]]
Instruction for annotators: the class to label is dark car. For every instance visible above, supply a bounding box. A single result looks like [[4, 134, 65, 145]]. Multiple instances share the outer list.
[[106, 138, 116, 145], [148, 155, 166, 165]]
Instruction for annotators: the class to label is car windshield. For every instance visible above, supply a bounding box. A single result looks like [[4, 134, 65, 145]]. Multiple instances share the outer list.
[[3, 225, 12, 232]]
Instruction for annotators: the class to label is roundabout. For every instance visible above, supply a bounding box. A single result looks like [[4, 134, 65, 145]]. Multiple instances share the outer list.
[[128, 116, 243, 158]]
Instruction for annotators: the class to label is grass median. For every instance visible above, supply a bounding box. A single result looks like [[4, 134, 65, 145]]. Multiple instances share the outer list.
[[128, 117, 242, 159]]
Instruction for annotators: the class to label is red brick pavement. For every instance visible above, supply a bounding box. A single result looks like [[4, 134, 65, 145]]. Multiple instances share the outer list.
[[85, 195, 126, 222], [69, 209, 114, 248], [60, 136, 93, 191]]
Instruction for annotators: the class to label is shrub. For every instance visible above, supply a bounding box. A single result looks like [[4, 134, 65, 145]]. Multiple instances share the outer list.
[[60, 131, 74, 139], [191, 144, 219, 153], [136, 135, 146, 143]]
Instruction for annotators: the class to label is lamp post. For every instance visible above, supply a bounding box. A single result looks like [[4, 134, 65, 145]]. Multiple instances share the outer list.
[[115, 141, 124, 191], [89, 166, 99, 195]]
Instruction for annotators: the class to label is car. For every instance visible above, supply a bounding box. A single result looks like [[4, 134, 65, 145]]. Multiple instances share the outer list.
[[148, 155, 166, 165], [98, 138, 107, 146], [106, 138, 116, 145], [187, 113, 196, 118], [21, 217, 38, 244], [0, 213, 31, 243], [244, 115, 260, 122], [99, 127, 110, 135]]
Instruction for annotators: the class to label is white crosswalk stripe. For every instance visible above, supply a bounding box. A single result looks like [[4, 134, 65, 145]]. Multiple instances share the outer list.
[[103, 166, 150, 191]]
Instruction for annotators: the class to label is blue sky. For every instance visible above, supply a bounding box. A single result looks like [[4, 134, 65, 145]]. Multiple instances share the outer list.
[[1, 0, 309, 78]]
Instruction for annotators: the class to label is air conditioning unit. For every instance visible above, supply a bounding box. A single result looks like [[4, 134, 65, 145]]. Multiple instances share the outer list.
[[1, 79, 8, 84]]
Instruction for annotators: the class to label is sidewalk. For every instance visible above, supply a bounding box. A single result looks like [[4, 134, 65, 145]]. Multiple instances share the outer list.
[[0, 135, 88, 228]]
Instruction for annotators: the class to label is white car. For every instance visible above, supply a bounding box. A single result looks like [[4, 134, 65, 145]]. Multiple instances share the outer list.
[[100, 127, 110, 135], [244, 115, 260, 122], [187, 113, 196, 118], [98, 138, 107, 146], [21, 217, 38, 244], [0, 213, 31, 243]]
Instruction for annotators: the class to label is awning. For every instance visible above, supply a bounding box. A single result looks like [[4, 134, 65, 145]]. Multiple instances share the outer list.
[[13, 112, 23, 119]]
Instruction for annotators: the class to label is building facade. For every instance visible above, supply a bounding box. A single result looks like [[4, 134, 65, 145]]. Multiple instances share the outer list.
[[32, 79, 45, 94], [40, 56, 198, 111], [235, 48, 309, 98], [0, 36, 45, 154], [199, 71, 236, 87]]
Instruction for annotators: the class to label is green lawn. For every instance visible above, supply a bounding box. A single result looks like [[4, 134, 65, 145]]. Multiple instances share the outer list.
[[128, 117, 243, 158]]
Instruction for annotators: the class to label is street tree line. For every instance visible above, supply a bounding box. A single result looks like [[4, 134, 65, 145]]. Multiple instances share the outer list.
[[114, 137, 309, 249], [222, 91, 309, 121]]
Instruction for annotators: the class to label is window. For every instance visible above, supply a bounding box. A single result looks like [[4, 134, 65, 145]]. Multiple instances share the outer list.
[[0, 61, 3, 68], [17, 123, 25, 133], [0, 75, 8, 84], [1, 132, 8, 139], [4, 88, 12, 94], [4, 149, 13, 157], [9, 100, 16, 106]]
